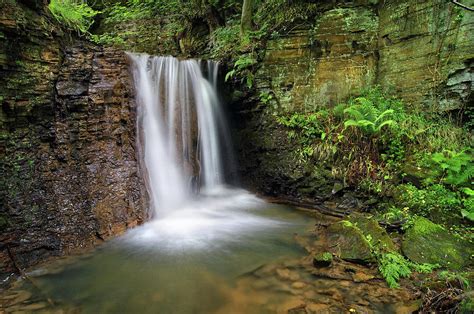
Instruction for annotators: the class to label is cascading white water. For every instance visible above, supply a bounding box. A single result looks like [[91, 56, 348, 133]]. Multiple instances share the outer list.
[[129, 54, 234, 216]]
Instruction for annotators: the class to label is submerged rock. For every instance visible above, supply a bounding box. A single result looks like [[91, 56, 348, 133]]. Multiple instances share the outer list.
[[402, 217, 473, 269]]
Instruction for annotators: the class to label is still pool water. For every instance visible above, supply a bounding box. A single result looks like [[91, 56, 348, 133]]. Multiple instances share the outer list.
[[4, 189, 316, 313]]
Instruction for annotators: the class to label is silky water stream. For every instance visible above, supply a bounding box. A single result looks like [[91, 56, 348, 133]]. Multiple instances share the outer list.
[[0, 55, 413, 313], [0, 55, 316, 313]]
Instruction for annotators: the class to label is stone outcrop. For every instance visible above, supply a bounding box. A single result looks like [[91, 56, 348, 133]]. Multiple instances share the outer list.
[[0, 1, 145, 275], [235, 0, 473, 200]]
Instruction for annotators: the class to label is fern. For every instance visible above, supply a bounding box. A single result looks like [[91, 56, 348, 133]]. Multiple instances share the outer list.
[[342, 97, 397, 135], [378, 252, 412, 288], [378, 252, 438, 288], [461, 188, 474, 221]]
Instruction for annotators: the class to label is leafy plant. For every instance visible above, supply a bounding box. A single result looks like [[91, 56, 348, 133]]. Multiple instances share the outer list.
[[461, 188, 474, 221], [259, 91, 274, 104], [377, 252, 438, 288], [431, 149, 473, 186], [225, 54, 257, 89], [276, 112, 326, 144], [396, 184, 462, 218], [378, 252, 413, 288], [343, 97, 397, 135], [210, 24, 240, 59], [48, 0, 99, 34]]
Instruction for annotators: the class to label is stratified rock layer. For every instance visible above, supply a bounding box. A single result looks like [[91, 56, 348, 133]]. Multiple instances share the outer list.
[[0, 1, 145, 274], [236, 0, 473, 201]]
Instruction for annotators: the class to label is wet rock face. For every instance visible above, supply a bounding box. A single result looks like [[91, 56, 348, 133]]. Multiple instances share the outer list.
[[256, 6, 378, 111], [51, 43, 146, 245], [378, 0, 474, 110], [1, 2, 145, 274]]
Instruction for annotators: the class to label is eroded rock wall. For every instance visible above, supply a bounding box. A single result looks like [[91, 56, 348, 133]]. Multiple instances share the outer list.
[[378, 0, 474, 110], [0, 1, 145, 274], [235, 0, 473, 200]]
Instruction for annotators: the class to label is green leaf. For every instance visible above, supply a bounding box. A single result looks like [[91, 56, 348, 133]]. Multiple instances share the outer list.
[[462, 188, 474, 196], [461, 208, 474, 221], [376, 119, 396, 131], [225, 70, 236, 82]]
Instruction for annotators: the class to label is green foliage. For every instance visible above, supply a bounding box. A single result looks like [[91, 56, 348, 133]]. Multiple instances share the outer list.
[[396, 184, 462, 218], [259, 91, 274, 105], [254, 0, 319, 35], [90, 33, 126, 46], [343, 97, 397, 136], [438, 270, 471, 289], [379, 206, 413, 226], [378, 252, 413, 288], [210, 24, 240, 59], [321, 252, 333, 262], [431, 149, 473, 186], [461, 188, 474, 221], [225, 54, 257, 89], [377, 252, 438, 288], [276, 112, 326, 144], [48, 0, 99, 34]]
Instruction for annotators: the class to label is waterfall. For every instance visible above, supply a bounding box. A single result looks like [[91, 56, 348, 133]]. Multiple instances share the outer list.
[[128, 54, 234, 216]]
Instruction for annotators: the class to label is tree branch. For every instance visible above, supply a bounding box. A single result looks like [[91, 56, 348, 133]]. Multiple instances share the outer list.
[[451, 0, 474, 12]]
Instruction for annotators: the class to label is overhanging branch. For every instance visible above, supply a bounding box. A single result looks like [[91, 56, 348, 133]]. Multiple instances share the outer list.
[[451, 0, 474, 12]]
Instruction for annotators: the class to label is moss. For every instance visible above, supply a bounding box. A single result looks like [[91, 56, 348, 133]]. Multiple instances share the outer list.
[[321, 252, 333, 261], [326, 220, 375, 263], [313, 251, 333, 267], [410, 217, 445, 235], [402, 217, 473, 269], [341, 220, 353, 227], [350, 214, 398, 252]]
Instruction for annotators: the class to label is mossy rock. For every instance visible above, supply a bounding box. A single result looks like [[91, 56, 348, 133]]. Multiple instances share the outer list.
[[313, 252, 333, 267], [326, 220, 375, 263], [350, 214, 398, 252], [402, 217, 473, 270]]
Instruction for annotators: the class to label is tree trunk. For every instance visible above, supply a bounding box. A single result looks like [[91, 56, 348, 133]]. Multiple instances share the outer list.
[[240, 0, 253, 38]]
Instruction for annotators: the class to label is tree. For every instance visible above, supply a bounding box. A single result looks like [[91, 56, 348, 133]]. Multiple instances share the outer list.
[[240, 0, 253, 38]]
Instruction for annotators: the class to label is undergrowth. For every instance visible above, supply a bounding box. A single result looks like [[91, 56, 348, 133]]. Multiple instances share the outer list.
[[275, 87, 473, 225]]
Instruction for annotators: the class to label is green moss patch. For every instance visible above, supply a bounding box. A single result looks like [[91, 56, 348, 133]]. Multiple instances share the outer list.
[[402, 217, 473, 269]]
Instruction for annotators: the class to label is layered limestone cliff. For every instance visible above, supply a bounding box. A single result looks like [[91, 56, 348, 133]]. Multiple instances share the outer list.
[[0, 1, 145, 275], [235, 0, 473, 200]]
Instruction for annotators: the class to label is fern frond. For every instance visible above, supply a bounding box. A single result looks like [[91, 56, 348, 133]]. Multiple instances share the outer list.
[[376, 120, 396, 132]]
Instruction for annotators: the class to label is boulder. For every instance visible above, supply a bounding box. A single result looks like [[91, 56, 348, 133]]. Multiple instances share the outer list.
[[350, 214, 398, 252], [402, 217, 473, 269], [324, 215, 398, 264], [326, 220, 374, 263]]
